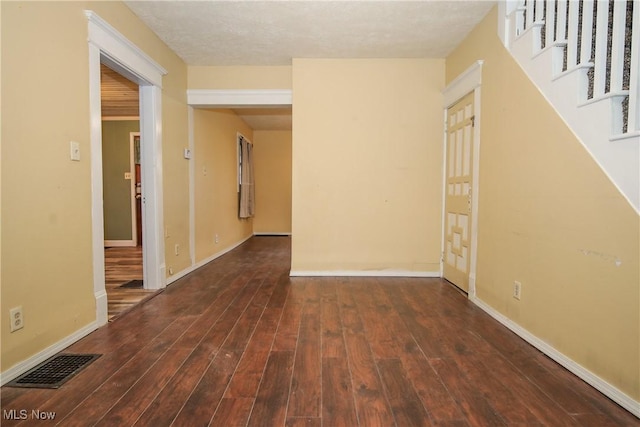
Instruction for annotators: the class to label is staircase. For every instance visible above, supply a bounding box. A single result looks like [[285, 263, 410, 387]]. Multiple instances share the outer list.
[[500, 0, 639, 213]]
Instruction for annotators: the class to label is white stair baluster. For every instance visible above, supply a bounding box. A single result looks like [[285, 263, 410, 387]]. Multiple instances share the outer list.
[[593, 0, 609, 98], [527, 0, 535, 29], [567, 0, 580, 68], [628, 0, 639, 132], [546, 0, 557, 47], [580, 0, 595, 65], [556, 0, 568, 41], [610, 0, 627, 93]]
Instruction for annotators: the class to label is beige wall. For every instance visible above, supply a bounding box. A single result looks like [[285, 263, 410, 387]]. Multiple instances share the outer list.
[[193, 109, 253, 263], [1, 1, 189, 371], [253, 130, 292, 234], [102, 121, 139, 241], [446, 7, 639, 400], [188, 66, 292, 90], [291, 59, 444, 273]]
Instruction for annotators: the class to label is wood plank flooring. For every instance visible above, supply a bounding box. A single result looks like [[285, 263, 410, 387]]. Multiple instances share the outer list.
[[104, 246, 158, 321], [2, 236, 637, 426]]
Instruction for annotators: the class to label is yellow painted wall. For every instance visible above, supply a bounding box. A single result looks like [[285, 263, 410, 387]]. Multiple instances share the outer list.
[[102, 121, 139, 241], [253, 131, 292, 234], [1, 1, 189, 371], [193, 109, 253, 263], [291, 59, 444, 273], [188, 66, 292, 89], [446, 7, 639, 399]]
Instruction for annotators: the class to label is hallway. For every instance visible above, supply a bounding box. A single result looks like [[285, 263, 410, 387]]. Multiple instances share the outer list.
[[1, 236, 636, 426], [104, 246, 157, 321]]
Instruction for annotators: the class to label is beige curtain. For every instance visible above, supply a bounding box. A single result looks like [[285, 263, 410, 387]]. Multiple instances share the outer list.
[[239, 137, 255, 218]]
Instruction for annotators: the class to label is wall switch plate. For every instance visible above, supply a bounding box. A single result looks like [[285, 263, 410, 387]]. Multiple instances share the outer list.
[[124, 172, 132, 180], [70, 141, 80, 161], [175, 244, 180, 256], [184, 148, 192, 159]]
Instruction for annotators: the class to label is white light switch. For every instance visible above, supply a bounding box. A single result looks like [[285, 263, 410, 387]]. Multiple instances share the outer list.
[[70, 141, 80, 161], [184, 148, 192, 159]]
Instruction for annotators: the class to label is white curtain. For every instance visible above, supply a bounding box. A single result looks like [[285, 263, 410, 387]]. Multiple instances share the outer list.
[[238, 137, 255, 218]]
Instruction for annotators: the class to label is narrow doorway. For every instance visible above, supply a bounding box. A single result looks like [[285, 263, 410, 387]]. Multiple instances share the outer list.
[[100, 64, 154, 320]]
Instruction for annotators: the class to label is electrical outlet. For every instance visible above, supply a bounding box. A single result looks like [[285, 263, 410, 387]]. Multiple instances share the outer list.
[[175, 244, 180, 256], [215, 234, 219, 244], [513, 281, 522, 300], [10, 306, 24, 332]]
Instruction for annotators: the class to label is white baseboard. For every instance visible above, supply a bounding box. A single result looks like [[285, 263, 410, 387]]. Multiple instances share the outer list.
[[166, 234, 253, 285], [289, 270, 441, 278], [104, 240, 135, 247], [253, 232, 291, 236], [95, 289, 108, 326], [0, 322, 99, 386], [470, 296, 640, 418]]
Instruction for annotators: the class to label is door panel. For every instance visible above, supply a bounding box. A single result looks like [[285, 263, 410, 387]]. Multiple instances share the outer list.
[[443, 92, 474, 292]]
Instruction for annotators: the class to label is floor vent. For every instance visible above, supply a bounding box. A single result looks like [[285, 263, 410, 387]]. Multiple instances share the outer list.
[[6, 354, 101, 389]]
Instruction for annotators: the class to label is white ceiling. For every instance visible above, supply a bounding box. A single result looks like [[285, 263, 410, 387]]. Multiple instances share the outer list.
[[125, 0, 495, 66], [125, 0, 495, 130]]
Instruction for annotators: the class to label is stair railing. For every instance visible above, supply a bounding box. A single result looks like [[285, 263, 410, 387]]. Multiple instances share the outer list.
[[513, 0, 638, 137]]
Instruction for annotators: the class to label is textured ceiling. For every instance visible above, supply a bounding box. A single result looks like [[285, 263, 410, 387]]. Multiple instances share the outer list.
[[123, 1, 495, 130], [124, 1, 496, 66]]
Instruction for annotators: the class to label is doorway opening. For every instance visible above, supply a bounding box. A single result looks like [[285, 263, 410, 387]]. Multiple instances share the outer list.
[[87, 10, 167, 326], [100, 66, 154, 320]]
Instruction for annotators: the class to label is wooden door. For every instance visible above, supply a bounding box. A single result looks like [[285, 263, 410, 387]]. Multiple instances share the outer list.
[[443, 92, 475, 292]]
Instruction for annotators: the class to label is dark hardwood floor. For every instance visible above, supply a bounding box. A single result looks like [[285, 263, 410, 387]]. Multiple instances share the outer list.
[[2, 236, 637, 426], [104, 246, 158, 321]]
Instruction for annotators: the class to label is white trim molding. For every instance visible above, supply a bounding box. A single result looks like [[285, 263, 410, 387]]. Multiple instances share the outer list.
[[443, 60, 484, 108], [104, 240, 135, 247], [0, 322, 98, 386], [253, 232, 292, 236], [187, 89, 293, 108], [471, 296, 640, 418], [85, 11, 166, 88], [102, 116, 140, 121], [167, 235, 253, 285], [87, 10, 168, 323], [289, 270, 441, 278]]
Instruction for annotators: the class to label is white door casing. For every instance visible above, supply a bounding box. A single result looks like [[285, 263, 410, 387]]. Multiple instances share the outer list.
[[441, 60, 483, 297], [87, 11, 167, 325]]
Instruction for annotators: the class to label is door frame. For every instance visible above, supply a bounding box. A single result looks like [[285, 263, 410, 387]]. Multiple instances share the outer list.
[[442, 60, 483, 298], [87, 11, 168, 325], [130, 132, 141, 246]]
